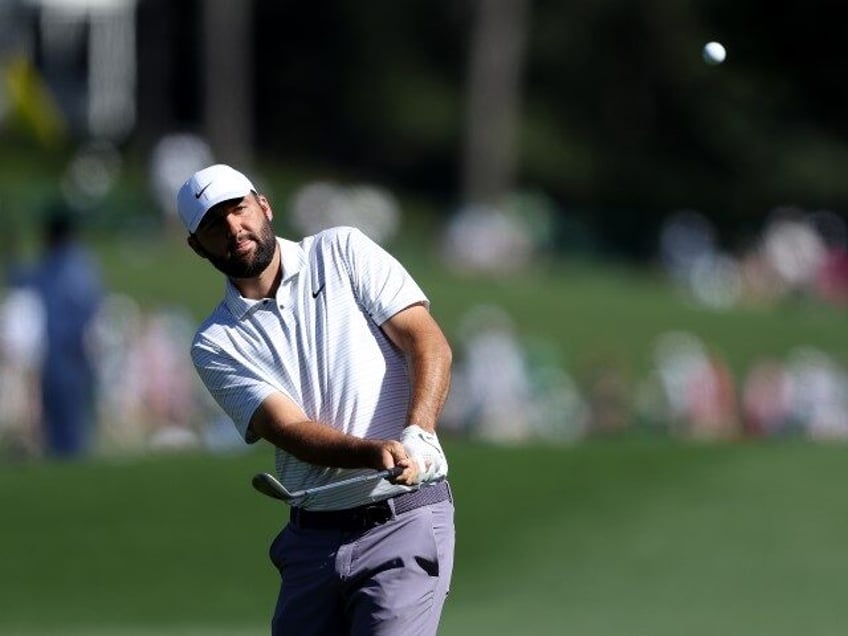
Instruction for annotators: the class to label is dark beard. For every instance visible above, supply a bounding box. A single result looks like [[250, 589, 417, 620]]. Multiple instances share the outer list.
[[208, 222, 277, 279]]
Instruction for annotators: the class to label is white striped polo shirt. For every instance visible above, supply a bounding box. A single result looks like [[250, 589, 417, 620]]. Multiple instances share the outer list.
[[191, 226, 428, 509]]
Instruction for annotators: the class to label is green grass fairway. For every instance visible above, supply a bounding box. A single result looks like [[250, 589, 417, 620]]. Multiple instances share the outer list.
[[3, 439, 848, 635]]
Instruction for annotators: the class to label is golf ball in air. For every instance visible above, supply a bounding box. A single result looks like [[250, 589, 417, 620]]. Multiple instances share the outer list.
[[702, 41, 726, 65]]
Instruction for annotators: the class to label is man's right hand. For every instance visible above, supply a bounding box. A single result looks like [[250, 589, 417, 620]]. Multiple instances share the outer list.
[[374, 439, 420, 486]]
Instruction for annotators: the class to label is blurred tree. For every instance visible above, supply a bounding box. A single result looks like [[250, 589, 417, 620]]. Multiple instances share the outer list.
[[462, 0, 530, 206], [136, 0, 183, 143], [202, 0, 253, 167]]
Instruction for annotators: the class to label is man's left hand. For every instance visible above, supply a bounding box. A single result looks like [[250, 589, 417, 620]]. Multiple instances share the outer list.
[[400, 425, 448, 484]]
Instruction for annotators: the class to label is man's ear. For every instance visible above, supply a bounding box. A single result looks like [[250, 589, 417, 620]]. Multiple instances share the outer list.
[[187, 234, 208, 259], [258, 194, 273, 222]]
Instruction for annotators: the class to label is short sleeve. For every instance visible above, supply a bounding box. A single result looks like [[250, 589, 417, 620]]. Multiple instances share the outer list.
[[338, 227, 428, 325], [191, 336, 279, 442]]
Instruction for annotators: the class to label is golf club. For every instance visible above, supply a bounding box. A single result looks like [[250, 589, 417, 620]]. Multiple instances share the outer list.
[[252, 466, 404, 503]]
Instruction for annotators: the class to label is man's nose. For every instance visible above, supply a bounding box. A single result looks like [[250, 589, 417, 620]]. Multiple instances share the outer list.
[[224, 212, 241, 236]]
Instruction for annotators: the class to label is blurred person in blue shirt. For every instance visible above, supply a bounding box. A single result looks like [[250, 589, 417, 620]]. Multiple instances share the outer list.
[[32, 204, 104, 458]]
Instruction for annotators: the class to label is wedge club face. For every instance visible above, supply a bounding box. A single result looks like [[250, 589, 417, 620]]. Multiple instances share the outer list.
[[251, 467, 404, 504], [251, 473, 293, 502]]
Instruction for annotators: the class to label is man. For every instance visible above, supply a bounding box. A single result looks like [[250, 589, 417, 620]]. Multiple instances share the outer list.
[[177, 164, 455, 635], [32, 205, 103, 458]]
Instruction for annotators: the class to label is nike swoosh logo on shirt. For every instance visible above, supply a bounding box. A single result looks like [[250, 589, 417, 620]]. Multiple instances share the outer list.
[[312, 283, 326, 299], [194, 182, 212, 198]]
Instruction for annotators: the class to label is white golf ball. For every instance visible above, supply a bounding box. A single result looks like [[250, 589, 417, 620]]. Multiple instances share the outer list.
[[702, 41, 726, 65]]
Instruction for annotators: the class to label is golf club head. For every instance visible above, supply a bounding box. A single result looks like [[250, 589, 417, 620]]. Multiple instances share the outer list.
[[251, 472, 295, 502]]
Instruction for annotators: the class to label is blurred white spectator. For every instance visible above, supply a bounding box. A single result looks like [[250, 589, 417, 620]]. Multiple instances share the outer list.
[[443, 304, 587, 442], [443, 305, 532, 441], [658, 210, 748, 310], [441, 191, 557, 274], [649, 331, 738, 439], [0, 288, 45, 456], [652, 331, 709, 424], [289, 181, 401, 244], [688, 251, 744, 310], [149, 133, 214, 226], [441, 203, 534, 274], [0, 288, 45, 370], [761, 208, 826, 290], [785, 347, 848, 441], [525, 350, 589, 441]]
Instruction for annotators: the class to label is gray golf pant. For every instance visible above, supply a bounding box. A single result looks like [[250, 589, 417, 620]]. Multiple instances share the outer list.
[[269, 498, 454, 635]]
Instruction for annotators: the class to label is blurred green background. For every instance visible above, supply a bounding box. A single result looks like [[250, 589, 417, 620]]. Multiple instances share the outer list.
[[2, 1, 848, 634]]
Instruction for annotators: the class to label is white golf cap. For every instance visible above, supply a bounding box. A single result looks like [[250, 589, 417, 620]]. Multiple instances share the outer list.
[[176, 164, 256, 233]]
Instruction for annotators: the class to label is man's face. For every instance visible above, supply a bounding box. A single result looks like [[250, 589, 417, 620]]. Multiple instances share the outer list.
[[190, 193, 277, 279]]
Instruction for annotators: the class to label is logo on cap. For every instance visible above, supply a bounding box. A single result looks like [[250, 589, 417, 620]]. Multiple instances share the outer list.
[[194, 182, 212, 199]]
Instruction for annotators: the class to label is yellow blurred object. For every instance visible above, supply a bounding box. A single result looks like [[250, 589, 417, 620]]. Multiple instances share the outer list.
[[2, 55, 67, 146]]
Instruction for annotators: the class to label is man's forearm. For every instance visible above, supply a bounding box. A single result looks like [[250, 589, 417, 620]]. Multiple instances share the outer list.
[[255, 417, 379, 468], [254, 416, 420, 485], [405, 330, 452, 432]]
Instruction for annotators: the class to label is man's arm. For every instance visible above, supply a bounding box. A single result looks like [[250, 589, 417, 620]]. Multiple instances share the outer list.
[[249, 393, 420, 485], [381, 303, 452, 431], [381, 303, 453, 482]]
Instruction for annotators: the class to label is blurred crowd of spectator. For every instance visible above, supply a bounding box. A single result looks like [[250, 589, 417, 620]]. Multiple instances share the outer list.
[[0, 192, 235, 460], [2, 206, 104, 459], [660, 206, 848, 310], [442, 309, 848, 444], [4, 279, 845, 459], [434, 192, 848, 443], [0, 284, 237, 460], [0, 135, 846, 460]]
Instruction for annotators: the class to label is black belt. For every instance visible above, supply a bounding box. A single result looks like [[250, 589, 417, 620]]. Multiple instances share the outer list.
[[289, 481, 452, 532]]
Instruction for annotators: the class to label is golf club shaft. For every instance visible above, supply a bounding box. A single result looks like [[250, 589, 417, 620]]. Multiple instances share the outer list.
[[290, 466, 403, 498]]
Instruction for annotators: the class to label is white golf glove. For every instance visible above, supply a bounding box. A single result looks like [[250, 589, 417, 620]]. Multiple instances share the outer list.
[[400, 425, 448, 484]]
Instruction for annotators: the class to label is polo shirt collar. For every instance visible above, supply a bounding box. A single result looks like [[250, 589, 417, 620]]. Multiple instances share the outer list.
[[223, 237, 307, 319]]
